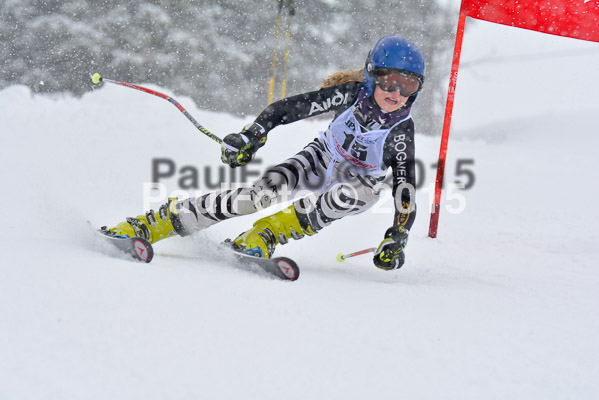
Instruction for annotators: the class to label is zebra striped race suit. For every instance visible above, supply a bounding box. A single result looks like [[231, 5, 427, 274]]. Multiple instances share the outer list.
[[175, 81, 417, 238]]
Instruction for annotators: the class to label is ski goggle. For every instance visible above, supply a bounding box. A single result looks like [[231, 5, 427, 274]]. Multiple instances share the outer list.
[[374, 70, 422, 97]]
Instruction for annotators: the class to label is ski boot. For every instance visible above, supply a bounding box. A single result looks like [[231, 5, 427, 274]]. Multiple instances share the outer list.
[[102, 198, 184, 244], [229, 205, 316, 258]]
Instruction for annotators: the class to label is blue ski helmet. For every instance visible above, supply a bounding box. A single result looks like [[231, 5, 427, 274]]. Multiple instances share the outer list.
[[363, 36, 426, 97]]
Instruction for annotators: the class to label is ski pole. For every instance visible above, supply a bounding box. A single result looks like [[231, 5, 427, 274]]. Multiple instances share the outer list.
[[267, 0, 284, 104], [90, 73, 236, 151], [280, 0, 294, 99], [336, 247, 376, 263]]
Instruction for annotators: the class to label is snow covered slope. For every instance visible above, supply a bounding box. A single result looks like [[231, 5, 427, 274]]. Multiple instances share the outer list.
[[1, 21, 598, 399]]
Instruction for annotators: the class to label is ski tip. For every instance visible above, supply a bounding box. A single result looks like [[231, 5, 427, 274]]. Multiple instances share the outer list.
[[91, 73, 102, 84]]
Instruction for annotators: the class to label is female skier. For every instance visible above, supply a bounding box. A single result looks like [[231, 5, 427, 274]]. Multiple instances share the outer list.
[[105, 35, 425, 271]]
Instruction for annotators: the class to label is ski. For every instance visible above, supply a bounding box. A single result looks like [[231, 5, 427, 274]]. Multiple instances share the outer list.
[[88, 223, 298, 280], [91, 224, 154, 263], [223, 248, 300, 281]]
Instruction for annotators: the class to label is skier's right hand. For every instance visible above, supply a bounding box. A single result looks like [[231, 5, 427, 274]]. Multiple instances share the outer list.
[[221, 123, 267, 168]]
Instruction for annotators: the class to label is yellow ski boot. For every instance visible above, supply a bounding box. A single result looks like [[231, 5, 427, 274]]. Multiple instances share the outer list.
[[104, 198, 181, 244], [231, 205, 316, 258]]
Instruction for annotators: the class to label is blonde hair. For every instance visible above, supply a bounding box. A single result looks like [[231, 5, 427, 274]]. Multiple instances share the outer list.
[[320, 68, 363, 88]]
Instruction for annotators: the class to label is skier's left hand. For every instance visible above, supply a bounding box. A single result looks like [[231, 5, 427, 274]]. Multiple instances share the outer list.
[[373, 226, 409, 270], [221, 123, 267, 168]]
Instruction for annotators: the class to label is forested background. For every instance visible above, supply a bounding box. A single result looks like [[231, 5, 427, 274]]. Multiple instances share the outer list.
[[1, 0, 457, 134]]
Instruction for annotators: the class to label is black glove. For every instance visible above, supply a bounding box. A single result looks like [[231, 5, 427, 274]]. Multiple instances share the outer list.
[[373, 226, 409, 271], [221, 122, 267, 168]]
